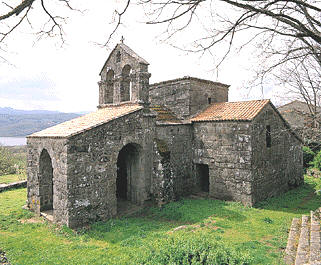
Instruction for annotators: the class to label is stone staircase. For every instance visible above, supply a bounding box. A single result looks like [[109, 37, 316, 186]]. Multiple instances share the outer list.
[[284, 208, 321, 265]]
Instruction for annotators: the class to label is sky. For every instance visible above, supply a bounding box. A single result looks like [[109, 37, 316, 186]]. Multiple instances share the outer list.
[[0, 0, 283, 113]]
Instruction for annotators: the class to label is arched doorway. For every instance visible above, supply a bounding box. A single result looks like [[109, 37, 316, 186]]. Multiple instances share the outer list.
[[116, 143, 142, 206], [38, 149, 54, 212]]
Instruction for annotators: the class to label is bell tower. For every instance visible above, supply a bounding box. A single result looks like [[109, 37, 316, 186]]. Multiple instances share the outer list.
[[98, 42, 151, 108]]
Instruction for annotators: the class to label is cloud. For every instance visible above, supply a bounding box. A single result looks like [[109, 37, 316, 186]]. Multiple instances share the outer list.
[[0, 75, 57, 101], [0, 1, 282, 112]]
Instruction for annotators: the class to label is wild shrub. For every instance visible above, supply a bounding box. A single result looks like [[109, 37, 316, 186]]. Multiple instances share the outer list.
[[0, 145, 26, 175], [303, 146, 315, 169], [133, 234, 252, 264], [0, 145, 16, 175], [310, 150, 321, 171]]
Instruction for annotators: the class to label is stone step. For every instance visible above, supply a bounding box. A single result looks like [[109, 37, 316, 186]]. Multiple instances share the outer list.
[[309, 210, 321, 265], [40, 210, 54, 222], [285, 218, 301, 265], [295, 215, 310, 265]]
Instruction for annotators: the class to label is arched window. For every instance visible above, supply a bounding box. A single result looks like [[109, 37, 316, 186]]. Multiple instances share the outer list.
[[105, 69, 114, 104], [120, 65, 132, 102], [116, 51, 121, 63]]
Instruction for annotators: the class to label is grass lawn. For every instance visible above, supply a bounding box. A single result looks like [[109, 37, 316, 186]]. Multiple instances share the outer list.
[[0, 176, 320, 264], [0, 174, 26, 184]]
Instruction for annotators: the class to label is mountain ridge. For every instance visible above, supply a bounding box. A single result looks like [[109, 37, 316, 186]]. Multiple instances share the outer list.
[[0, 107, 83, 137]]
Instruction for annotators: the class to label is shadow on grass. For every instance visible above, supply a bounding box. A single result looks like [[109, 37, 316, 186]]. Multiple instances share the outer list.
[[71, 177, 320, 246], [81, 198, 246, 244], [254, 177, 321, 214]]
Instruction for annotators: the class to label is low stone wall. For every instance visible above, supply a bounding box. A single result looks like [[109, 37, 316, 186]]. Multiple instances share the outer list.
[[0, 180, 27, 192]]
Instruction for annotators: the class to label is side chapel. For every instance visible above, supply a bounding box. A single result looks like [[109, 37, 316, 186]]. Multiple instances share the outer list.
[[27, 43, 303, 228]]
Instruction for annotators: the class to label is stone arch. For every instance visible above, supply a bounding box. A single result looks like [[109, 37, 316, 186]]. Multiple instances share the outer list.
[[105, 69, 114, 104], [38, 149, 54, 211], [120, 64, 132, 102], [116, 143, 143, 205]]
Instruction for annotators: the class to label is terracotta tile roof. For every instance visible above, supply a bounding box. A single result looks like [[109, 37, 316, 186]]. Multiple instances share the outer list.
[[150, 105, 181, 124], [28, 104, 143, 138], [191, 99, 270, 122]]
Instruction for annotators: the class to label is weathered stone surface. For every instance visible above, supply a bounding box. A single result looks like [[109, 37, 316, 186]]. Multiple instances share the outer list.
[[295, 215, 310, 265], [284, 218, 301, 265], [149, 77, 229, 119], [193, 121, 254, 205], [66, 109, 155, 228], [27, 137, 69, 225], [284, 208, 321, 265], [251, 104, 303, 204], [155, 124, 194, 197], [310, 209, 321, 264]]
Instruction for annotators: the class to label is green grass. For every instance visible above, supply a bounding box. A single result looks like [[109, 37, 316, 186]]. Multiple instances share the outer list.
[[0, 174, 26, 184], [0, 176, 320, 264]]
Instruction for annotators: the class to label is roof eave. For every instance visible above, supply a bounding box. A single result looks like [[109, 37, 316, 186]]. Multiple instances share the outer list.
[[191, 119, 252, 123]]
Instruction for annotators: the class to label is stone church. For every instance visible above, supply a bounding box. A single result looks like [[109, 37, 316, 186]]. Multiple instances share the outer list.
[[27, 43, 303, 228]]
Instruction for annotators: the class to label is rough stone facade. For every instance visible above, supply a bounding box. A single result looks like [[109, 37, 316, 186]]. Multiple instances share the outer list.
[[193, 121, 254, 205], [27, 43, 303, 228], [27, 138, 69, 225], [251, 104, 303, 203], [278, 100, 321, 145], [149, 77, 229, 119]]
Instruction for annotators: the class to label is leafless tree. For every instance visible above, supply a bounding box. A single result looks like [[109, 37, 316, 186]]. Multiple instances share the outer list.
[[108, 0, 320, 68], [1, 1, 320, 99], [276, 53, 321, 144], [2, 1, 320, 67], [0, 0, 78, 61]]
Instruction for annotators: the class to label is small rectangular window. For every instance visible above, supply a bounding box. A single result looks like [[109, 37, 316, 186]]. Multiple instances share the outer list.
[[266, 125, 271, 148], [208, 98, 212, 104]]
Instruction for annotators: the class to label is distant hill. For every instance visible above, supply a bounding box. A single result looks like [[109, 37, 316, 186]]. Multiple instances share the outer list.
[[0, 107, 82, 137]]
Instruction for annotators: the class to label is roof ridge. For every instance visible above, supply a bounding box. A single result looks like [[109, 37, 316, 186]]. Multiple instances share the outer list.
[[150, 76, 229, 88]]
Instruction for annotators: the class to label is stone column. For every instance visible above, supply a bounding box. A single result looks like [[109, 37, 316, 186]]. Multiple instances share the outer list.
[[138, 72, 151, 105], [113, 75, 122, 104], [98, 81, 105, 106]]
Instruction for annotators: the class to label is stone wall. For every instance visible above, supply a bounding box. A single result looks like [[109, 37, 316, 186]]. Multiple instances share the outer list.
[[189, 78, 229, 116], [152, 139, 175, 206], [154, 124, 194, 197], [193, 121, 254, 205], [149, 77, 229, 120], [66, 109, 156, 228], [149, 79, 191, 119], [26, 137, 69, 225], [251, 104, 303, 203]]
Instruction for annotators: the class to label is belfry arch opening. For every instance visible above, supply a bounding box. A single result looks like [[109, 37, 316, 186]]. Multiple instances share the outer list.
[[38, 149, 54, 212], [120, 65, 132, 102], [105, 69, 114, 104], [116, 143, 142, 206]]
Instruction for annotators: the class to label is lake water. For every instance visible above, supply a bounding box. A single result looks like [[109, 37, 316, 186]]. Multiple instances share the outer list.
[[0, 137, 26, 146]]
